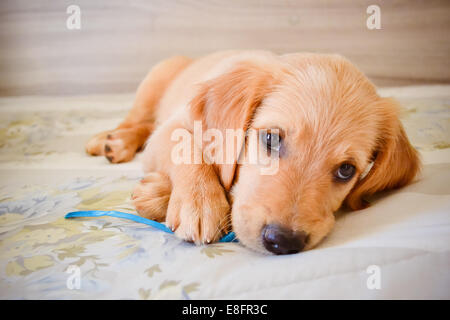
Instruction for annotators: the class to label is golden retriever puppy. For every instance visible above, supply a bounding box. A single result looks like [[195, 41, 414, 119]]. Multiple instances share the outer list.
[[86, 51, 420, 255]]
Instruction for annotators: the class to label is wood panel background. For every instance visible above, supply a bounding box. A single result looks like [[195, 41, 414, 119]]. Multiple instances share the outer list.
[[0, 0, 449, 96]]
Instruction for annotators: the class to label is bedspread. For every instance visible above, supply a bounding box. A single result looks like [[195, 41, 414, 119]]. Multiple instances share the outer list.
[[0, 86, 449, 299]]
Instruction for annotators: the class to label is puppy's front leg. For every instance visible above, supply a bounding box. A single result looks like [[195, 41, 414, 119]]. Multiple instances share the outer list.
[[138, 120, 231, 244], [167, 162, 231, 244]]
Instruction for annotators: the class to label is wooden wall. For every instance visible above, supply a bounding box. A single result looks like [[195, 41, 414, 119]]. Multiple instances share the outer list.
[[0, 0, 449, 96]]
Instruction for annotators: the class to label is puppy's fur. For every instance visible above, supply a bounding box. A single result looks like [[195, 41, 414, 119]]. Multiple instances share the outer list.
[[86, 51, 420, 253]]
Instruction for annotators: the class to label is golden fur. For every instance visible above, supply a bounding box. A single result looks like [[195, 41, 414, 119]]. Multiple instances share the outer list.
[[86, 50, 420, 253]]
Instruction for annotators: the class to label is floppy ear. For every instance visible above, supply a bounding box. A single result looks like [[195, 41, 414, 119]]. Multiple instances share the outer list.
[[345, 98, 421, 210], [189, 62, 276, 191]]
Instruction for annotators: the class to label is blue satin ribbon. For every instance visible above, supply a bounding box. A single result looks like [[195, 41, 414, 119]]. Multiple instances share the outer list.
[[65, 210, 238, 243]]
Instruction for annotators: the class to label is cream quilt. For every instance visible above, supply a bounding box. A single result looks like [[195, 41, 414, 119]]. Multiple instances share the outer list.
[[0, 86, 449, 299]]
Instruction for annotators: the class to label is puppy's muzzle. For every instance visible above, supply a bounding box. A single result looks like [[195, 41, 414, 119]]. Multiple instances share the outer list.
[[261, 224, 308, 255]]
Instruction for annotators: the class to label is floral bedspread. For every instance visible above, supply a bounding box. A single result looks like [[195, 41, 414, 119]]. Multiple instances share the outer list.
[[0, 87, 449, 299]]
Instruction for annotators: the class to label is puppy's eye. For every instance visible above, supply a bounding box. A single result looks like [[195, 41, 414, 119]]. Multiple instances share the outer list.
[[334, 163, 356, 182], [261, 131, 281, 152]]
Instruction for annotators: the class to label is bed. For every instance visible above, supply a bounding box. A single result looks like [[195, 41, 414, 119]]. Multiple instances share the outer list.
[[0, 85, 449, 299]]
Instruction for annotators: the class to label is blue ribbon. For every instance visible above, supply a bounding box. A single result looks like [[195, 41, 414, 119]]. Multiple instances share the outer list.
[[65, 210, 237, 243]]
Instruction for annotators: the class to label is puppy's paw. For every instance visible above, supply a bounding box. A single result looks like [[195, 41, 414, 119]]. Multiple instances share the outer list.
[[132, 172, 172, 222], [104, 128, 142, 163], [166, 181, 231, 244], [86, 130, 112, 156]]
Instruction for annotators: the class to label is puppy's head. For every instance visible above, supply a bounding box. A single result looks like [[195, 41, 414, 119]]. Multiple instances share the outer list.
[[190, 53, 420, 254]]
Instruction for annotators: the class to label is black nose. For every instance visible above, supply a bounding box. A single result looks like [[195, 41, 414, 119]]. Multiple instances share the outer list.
[[261, 224, 308, 255]]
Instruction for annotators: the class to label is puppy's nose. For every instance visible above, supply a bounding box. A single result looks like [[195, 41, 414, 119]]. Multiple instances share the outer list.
[[261, 224, 308, 255]]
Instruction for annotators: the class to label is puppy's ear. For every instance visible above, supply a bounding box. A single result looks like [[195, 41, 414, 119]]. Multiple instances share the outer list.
[[190, 61, 276, 191], [345, 98, 421, 210]]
